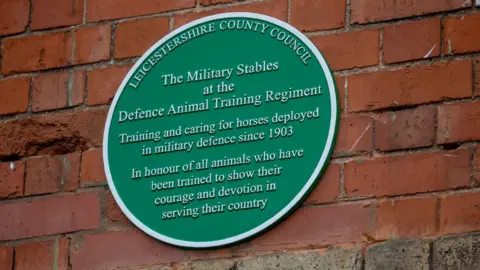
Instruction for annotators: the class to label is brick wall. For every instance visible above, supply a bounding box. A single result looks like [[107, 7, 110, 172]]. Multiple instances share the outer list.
[[1, 0, 480, 269]]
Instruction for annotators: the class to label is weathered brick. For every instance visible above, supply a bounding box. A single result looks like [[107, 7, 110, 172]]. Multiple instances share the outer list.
[[351, 0, 470, 24], [251, 203, 373, 249], [0, 246, 13, 270], [383, 18, 441, 64], [440, 191, 480, 235], [32, 72, 68, 112], [304, 163, 340, 204], [311, 29, 380, 71], [32, 0, 84, 30], [344, 150, 470, 197], [0, 192, 100, 241], [185, 247, 362, 270], [174, 0, 288, 28], [444, 13, 480, 55], [80, 148, 106, 185], [15, 238, 69, 270], [438, 101, 480, 144], [25, 153, 80, 195], [348, 60, 472, 112], [374, 197, 437, 240], [106, 190, 129, 224], [0, 161, 25, 198], [115, 17, 169, 59], [71, 230, 184, 270], [0, 108, 107, 159], [0, 77, 30, 115], [366, 239, 430, 270], [75, 25, 111, 64], [334, 115, 373, 156], [241, 248, 361, 270], [87, 0, 196, 22], [2, 32, 73, 75], [290, 0, 346, 31], [375, 107, 435, 151], [0, 0, 29, 36], [433, 233, 480, 270], [87, 64, 132, 105]]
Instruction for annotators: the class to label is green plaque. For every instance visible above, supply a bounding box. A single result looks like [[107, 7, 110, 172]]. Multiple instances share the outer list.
[[104, 12, 338, 248]]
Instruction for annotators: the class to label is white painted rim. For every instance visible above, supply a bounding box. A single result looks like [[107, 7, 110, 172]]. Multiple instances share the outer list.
[[103, 12, 338, 248]]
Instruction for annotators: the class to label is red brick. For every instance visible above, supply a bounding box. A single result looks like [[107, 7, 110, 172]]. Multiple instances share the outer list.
[[251, 203, 373, 249], [438, 101, 480, 144], [87, 64, 132, 105], [291, 0, 346, 31], [348, 60, 472, 112], [440, 191, 480, 235], [25, 153, 80, 195], [0, 161, 25, 198], [375, 107, 436, 151], [32, 0, 83, 30], [351, 0, 470, 24], [444, 13, 480, 55], [0, 77, 30, 115], [2, 32, 73, 75], [304, 163, 340, 204], [335, 76, 346, 113], [200, 0, 235, 5], [383, 18, 441, 64], [71, 230, 184, 270], [15, 238, 69, 270], [344, 150, 470, 197], [0, 0, 29, 36], [71, 69, 86, 106], [374, 197, 437, 240], [81, 148, 106, 185], [334, 115, 373, 156], [32, 72, 68, 112], [87, 0, 196, 22], [174, 0, 288, 28], [32, 70, 85, 111], [0, 192, 100, 241], [75, 25, 111, 64], [0, 108, 107, 159], [0, 246, 13, 270], [106, 190, 129, 224], [115, 17, 169, 59], [311, 29, 379, 71]]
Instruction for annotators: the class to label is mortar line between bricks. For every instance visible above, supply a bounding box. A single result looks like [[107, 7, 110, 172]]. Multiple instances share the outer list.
[[82, 0, 87, 24], [287, 0, 292, 23], [27, 74, 34, 113], [27, 0, 33, 32], [435, 198, 441, 233], [345, 0, 351, 29], [378, 28, 384, 67], [110, 24, 116, 61], [52, 238, 59, 270]]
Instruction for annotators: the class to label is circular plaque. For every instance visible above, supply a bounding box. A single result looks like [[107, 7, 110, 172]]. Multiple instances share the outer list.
[[104, 12, 338, 248]]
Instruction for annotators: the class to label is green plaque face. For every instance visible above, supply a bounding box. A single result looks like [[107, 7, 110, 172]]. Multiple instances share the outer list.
[[104, 12, 338, 248]]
